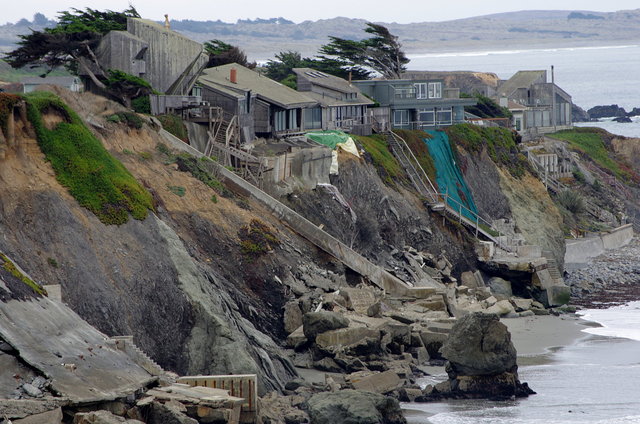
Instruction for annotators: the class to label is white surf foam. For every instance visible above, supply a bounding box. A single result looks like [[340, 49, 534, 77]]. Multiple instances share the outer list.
[[578, 301, 640, 341]]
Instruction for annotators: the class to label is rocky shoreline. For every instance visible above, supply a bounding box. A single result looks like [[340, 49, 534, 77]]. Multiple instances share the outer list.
[[566, 237, 640, 308]]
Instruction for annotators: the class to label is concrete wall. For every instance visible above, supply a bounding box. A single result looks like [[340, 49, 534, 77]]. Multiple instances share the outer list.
[[565, 224, 634, 266], [602, 224, 634, 250]]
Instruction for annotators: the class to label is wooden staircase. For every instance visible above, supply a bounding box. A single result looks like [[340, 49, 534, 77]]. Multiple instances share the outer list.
[[527, 153, 608, 222], [381, 129, 515, 252]]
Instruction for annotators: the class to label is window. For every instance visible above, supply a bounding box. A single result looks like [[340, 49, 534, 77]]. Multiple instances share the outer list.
[[394, 86, 415, 99], [393, 110, 410, 126], [304, 108, 322, 129], [415, 83, 427, 99], [288, 109, 298, 129], [418, 108, 435, 126], [428, 82, 442, 99], [436, 107, 452, 125], [274, 110, 286, 132]]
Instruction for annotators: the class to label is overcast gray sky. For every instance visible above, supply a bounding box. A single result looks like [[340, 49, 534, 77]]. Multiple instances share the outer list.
[[4, 0, 639, 24]]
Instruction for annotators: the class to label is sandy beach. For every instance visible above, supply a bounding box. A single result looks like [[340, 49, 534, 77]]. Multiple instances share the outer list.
[[501, 314, 596, 365]]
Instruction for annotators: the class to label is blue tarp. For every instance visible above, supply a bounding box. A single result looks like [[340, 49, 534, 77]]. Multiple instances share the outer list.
[[424, 130, 479, 222]]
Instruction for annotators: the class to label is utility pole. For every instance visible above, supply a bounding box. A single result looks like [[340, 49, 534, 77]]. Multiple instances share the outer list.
[[551, 65, 556, 132]]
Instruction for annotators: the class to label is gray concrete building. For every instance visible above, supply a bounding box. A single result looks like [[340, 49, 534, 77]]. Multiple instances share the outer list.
[[497, 70, 573, 136]]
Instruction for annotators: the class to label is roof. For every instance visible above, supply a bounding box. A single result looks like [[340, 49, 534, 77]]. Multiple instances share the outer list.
[[498, 70, 546, 97], [302, 91, 373, 108], [293, 68, 360, 94], [198, 64, 317, 109], [21, 76, 79, 86]]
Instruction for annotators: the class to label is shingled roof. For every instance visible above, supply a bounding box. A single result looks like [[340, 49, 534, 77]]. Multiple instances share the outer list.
[[497, 70, 546, 97], [198, 63, 317, 109]]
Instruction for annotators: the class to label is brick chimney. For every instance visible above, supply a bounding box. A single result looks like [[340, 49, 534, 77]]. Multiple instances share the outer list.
[[230, 68, 237, 84]]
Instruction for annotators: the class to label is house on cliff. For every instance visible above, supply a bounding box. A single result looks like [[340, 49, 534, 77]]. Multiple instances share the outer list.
[[79, 17, 208, 95], [292, 68, 374, 136], [497, 70, 573, 136], [352, 78, 476, 130], [196, 63, 318, 142]]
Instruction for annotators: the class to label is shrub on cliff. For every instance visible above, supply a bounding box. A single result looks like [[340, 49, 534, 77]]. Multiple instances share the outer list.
[[25, 91, 154, 225], [445, 124, 529, 178]]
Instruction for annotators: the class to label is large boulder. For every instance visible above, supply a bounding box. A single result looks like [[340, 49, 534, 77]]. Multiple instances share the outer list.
[[488, 277, 512, 298], [441, 312, 516, 377], [426, 312, 534, 400], [307, 390, 406, 424], [302, 311, 349, 340]]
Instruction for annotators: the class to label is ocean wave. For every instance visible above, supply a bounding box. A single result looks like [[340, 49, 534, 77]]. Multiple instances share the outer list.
[[408, 44, 640, 60], [426, 413, 640, 424], [577, 301, 640, 341]]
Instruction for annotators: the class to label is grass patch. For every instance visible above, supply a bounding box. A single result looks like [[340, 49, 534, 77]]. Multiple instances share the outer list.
[[393, 129, 437, 181], [156, 143, 232, 198], [47, 257, 59, 268], [354, 134, 405, 185], [106, 111, 144, 129], [0, 253, 47, 295], [167, 185, 186, 197], [445, 123, 529, 178], [25, 91, 153, 225], [549, 127, 638, 183], [157, 114, 189, 142], [239, 219, 280, 257]]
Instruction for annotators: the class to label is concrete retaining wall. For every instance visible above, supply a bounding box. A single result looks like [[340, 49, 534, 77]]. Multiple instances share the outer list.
[[158, 129, 412, 295], [565, 224, 634, 266]]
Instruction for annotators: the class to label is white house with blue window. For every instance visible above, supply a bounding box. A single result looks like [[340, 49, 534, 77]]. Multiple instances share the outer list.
[[352, 78, 476, 130]]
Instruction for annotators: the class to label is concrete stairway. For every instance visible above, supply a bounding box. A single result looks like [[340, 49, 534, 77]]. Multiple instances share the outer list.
[[542, 249, 564, 284], [384, 130, 514, 252], [108, 336, 165, 377]]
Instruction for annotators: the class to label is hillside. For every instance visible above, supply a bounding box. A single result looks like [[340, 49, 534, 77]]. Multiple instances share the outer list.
[[1, 9, 640, 60]]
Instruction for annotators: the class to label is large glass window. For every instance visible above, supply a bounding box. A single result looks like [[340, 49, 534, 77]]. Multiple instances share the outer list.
[[275, 110, 286, 132], [418, 108, 435, 126], [415, 83, 427, 99], [394, 85, 416, 99], [428, 82, 442, 99], [393, 110, 410, 126], [304, 108, 322, 129], [436, 107, 452, 125]]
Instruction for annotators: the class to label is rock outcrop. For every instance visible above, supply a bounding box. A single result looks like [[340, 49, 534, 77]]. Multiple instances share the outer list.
[[307, 390, 406, 424], [420, 312, 534, 400]]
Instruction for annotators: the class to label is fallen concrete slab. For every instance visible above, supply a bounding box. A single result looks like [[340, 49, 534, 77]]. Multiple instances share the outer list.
[[0, 294, 156, 404]]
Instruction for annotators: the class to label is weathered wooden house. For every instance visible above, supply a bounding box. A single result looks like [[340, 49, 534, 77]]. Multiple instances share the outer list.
[[292, 68, 374, 135], [497, 70, 573, 136], [352, 78, 476, 130], [197, 63, 318, 142], [80, 18, 208, 95]]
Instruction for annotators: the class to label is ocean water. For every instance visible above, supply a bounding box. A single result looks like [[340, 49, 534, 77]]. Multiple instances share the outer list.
[[408, 45, 640, 138], [401, 45, 640, 423], [404, 303, 640, 424]]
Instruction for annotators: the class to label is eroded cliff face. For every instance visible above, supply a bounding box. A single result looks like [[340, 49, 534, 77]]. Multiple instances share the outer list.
[[497, 169, 566, 266], [284, 152, 478, 281], [0, 88, 346, 392]]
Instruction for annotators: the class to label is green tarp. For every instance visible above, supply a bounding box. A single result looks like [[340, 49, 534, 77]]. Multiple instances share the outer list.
[[306, 130, 352, 149], [424, 130, 479, 222]]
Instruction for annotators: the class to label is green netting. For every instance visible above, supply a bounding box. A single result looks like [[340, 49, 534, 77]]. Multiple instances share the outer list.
[[306, 130, 352, 149], [424, 130, 479, 222]]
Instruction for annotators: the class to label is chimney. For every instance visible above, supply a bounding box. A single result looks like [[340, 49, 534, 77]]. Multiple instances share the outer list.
[[348, 71, 352, 84], [230, 68, 237, 84], [164, 14, 170, 29]]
